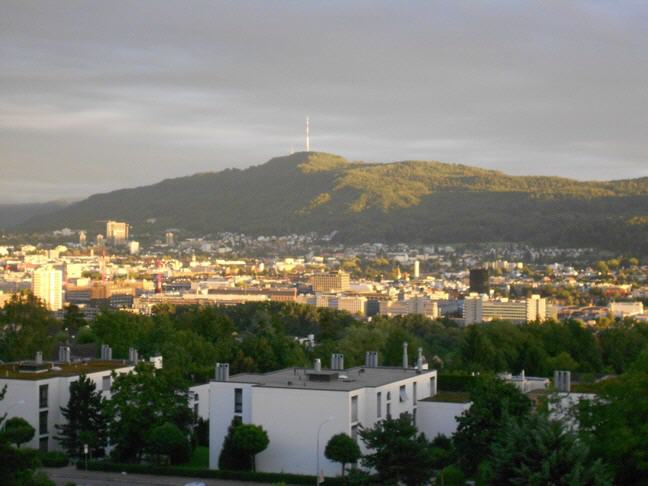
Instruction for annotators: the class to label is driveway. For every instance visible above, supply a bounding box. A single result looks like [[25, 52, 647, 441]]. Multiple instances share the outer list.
[[43, 466, 271, 486]]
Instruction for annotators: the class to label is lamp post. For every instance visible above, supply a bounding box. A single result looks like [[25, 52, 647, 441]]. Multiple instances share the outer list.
[[316, 416, 334, 485]]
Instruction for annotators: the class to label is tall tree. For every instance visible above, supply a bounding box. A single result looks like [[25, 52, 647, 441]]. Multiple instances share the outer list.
[[576, 349, 648, 484], [103, 363, 193, 462], [0, 292, 60, 361], [453, 375, 532, 474], [3, 417, 35, 448], [56, 373, 107, 458], [484, 414, 611, 485], [360, 413, 435, 486]]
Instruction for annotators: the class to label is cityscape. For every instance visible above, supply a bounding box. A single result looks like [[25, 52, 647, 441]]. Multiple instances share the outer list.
[[2, 1, 648, 486]]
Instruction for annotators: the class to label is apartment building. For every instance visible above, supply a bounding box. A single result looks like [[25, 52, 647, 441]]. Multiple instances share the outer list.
[[0, 349, 134, 452], [209, 350, 437, 476], [32, 266, 63, 311]]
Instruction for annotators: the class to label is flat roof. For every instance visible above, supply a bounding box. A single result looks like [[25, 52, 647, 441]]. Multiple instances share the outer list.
[[0, 359, 133, 381], [217, 366, 435, 392]]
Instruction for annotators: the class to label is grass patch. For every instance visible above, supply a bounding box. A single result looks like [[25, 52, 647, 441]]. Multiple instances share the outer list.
[[184, 446, 209, 469]]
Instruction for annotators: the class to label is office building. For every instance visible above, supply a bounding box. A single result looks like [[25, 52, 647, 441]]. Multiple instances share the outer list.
[[106, 220, 129, 243], [463, 294, 547, 325], [469, 268, 489, 294], [32, 266, 63, 311], [310, 271, 350, 293]]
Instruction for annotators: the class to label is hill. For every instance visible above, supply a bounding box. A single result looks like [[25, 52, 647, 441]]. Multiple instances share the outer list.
[[0, 201, 69, 230], [17, 152, 648, 253]]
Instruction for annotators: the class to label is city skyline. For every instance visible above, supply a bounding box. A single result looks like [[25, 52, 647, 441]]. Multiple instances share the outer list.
[[2, 1, 648, 203]]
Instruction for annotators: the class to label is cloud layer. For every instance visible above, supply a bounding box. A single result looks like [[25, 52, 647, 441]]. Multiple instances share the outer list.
[[1, 1, 647, 202]]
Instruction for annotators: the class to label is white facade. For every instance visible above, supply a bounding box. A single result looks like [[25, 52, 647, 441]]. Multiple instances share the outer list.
[[209, 363, 438, 477], [32, 266, 63, 311], [379, 296, 439, 319], [417, 400, 471, 439], [463, 294, 547, 325]]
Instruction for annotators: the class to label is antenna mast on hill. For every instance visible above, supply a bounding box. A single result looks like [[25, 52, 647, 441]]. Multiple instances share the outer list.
[[305, 116, 310, 152]]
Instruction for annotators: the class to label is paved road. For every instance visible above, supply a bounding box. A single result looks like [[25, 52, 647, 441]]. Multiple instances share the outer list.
[[43, 466, 271, 486]]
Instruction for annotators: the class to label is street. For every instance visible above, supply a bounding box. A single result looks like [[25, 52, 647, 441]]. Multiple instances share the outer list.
[[43, 466, 271, 486]]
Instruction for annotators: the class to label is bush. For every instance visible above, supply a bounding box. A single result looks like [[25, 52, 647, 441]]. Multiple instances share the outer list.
[[438, 465, 465, 485], [40, 450, 70, 467], [147, 423, 191, 465], [3, 416, 35, 448]]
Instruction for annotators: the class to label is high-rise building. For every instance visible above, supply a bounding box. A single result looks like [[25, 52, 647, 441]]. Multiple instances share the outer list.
[[413, 260, 420, 279], [32, 266, 63, 311], [469, 268, 489, 294], [165, 232, 175, 246], [128, 241, 140, 255], [78, 231, 86, 247], [310, 271, 350, 293], [106, 221, 129, 243]]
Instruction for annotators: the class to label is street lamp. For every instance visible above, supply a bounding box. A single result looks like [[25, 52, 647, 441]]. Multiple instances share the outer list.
[[316, 416, 335, 486]]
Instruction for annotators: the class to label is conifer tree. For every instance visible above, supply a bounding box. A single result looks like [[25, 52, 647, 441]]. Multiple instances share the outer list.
[[56, 373, 107, 458]]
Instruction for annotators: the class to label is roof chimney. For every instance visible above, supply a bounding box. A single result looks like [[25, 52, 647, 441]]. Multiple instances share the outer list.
[[554, 370, 571, 393], [58, 345, 71, 363], [417, 347, 424, 370], [331, 353, 344, 370], [314, 358, 321, 372], [35, 351, 43, 364], [403, 341, 409, 369], [215, 363, 230, 382], [128, 347, 138, 364], [365, 351, 378, 368]]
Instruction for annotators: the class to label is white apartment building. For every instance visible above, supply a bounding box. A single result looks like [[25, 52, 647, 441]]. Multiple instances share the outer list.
[[0, 350, 134, 452], [379, 296, 440, 319], [209, 350, 437, 477], [608, 301, 644, 318], [463, 294, 547, 325], [32, 266, 63, 311]]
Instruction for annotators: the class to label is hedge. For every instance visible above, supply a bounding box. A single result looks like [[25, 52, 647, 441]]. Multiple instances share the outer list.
[[40, 450, 70, 467], [79, 461, 346, 485], [438, 374, 478, 392]]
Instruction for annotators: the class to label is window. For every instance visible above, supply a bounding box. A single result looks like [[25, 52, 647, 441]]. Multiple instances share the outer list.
[[399, 385, 408, 403], [39, 384, 48, 408], [376, 392, 382, 418], [413, 407, 417, 426], [102, 375, 112, 392], [39, 437, 48, 452], [351, 424, 359, 443], [351, 396, 358, 422], [386, 403, 391, 419], [386, 391, 391, 401], [413, 382, 417, 405], [39, 410, 48, 435], [430, 376, 437, 396], [194, 403, 199, 417], [234, 388, 243, 414]]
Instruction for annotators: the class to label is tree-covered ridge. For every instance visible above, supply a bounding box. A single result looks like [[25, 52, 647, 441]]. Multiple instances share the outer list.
[[16, 152, 648, 253]]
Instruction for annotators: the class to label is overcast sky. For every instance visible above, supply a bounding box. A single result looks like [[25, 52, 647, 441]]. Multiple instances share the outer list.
[[1, 1, 647, 203]]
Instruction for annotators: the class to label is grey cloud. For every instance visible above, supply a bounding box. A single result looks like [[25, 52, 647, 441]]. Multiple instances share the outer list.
[[1, 0, 647, 202]]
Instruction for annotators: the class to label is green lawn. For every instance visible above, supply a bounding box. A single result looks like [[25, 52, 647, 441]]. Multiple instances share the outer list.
[[184, 446, 209, 469]]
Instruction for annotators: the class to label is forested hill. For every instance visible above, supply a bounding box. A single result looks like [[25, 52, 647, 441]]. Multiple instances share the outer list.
[[18, 152, 648, 253]]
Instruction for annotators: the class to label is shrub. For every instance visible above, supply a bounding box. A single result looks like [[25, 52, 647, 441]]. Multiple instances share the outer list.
[[438, 465, 465, 485], [147, 422, 191, 465], [40, 450, 70, 467]]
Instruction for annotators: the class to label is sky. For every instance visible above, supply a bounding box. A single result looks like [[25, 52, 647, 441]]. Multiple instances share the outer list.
[[1, 0, 647, 203]]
